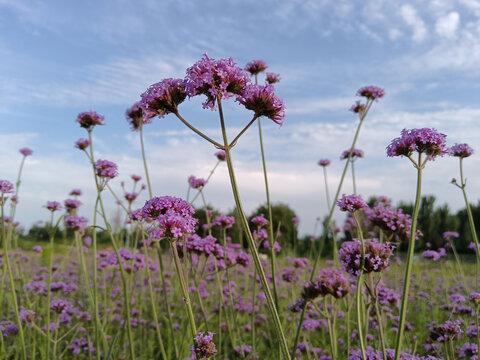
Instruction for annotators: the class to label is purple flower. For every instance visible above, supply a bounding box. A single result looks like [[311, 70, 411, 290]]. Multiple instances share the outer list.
[[45, 201, 62, 212], [237, 84, 285, 125], [50, 299, 72, 314], [140, 78, 187, 120], [251, 214, 268, 227], [188, 175, 207, 189], [95, 160, 118, 179], [422, 250, 442, 261], [190, 331, 217, 359], [245, 60, 268, 75], [318, 159, 330, 167], [314, 267, 350, 299], [131, 174, 142, 182], [185, 54, 250, 110], [386, 128, 448, 159], [215, 151, 226, 161], [74, 138, 90, 150], [336, 194, 367, 213], [450, 143, 474, 158], [64, 199, 81, 214], [212, 214, 235, 229], [470, 292, 480, 304], [65, 216, 88, 232], [32, 245, 43, 253], [19, 308, 35, 324], [126, 101, 151, 131], [341, 148, 364, 160], [0, 180, 14, 194], [142, 196, 198, 240], [356, 85, 385, 100], [76, 111, 105, 131], [265, 72, 280, 84], [428, 320, 463, 342], [292, 217, 300, 225], [124, 192, 138, 203], [443, 231, 459, 241], [350, 101, 366, 114], [70, 189, 82, 197], [19, 148, 33, 156]]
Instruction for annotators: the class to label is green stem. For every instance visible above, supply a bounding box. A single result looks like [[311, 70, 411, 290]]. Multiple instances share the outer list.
[[215, 97, 290, 359], [353, 212, 367, 360], [139, 124, 153, 199], [368, 273, 387, 359], [174, 111, 223, 149], [322, 166, 331, 210], [393, 154, 423, 360], [351, 161, 357, 195]]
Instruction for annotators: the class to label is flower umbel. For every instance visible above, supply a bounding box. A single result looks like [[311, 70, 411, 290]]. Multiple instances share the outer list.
[[237, 84, 286, 125], [245, 60, 268, 75], [76, 111, 105, 131], [336, 194, 367, 213], [450, 143, 474, 158], [386, 128, 448, 160], [356, 86, 385, 100], [140, 78, 187, 120]]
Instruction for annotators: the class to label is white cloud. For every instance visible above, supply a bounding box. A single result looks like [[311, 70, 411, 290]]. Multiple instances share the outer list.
[[287, 97, 353, 115], [389, 28, 402, 40], [400, 4, 428, 42], [435, 12, 460, 38]]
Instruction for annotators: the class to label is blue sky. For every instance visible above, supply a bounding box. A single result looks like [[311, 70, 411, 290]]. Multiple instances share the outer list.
[[1, 0, 480, 235]]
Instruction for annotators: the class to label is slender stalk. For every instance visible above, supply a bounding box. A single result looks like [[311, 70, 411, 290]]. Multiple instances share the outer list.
[[189, 160, 221, 205], [1, 202, 27, 360], [170, 241, 198, 339], [174, 111, 223, 149], [351, 161, 357, 195], [291, 100, 374, 357], [353, 212, 367, 359], [216, 96, 290, 359], [475, 302, 480, 358], [139, 124, 153, 199], [368, 273, 387, 359], [393, 154, 423, 360], [322, 166, 331, 210]]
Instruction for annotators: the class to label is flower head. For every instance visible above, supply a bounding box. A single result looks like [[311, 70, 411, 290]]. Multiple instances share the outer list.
[[237, 84, 285, 125], [65, 216, 88, 232], [188, 175, 207, 189], [64, 199, 82, 213], [142, 196, 197, 239], [341, 148, 364, 160], [356, 86, 385, 100], [265, 72, 281, 84], [450, 143, 474, 158], [245, 60, 268, 75], [251, 214, 268, 227], [191, 331, 217, 359], [75, 139, 90, 150], [215, 151, 226, 161], [212, 214, 235, 229], [386, 128, 448, 159], [95, 160, 118, 179], [185, 54, 250, 110], [318, 159, 330, 167], [126, 101, 151, 131], [45, 201, 62, 212], [140, 78, 187, 120], [350, 101, 366, 114], [69, 189, 82, 197], [336, 194, 367, 213], [76, 111, 105, 131], [0, 180, 14, 194], [19, 148, 33, 156]]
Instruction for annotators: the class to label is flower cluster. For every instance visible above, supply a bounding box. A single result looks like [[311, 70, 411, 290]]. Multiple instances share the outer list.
[[64, 199, 82, 214], [265, 72, 280, 84], [251, 214, 268, 227], [338, 238, 395, 276], [212, 214, 235, 229], [314, 267, 350, 299], [190, 331, 217, 359], [427, 320, 463, 342], [237, 84, 286, 125], [422, 248, 446, 261], [341, 148, 364, 160], [350, 101, 366, 114], [386, 128, 448, 159], [75, 138, 90, 150], [141, 196, 198, 239], [19, 148, 33, 156], [188, 175, 207, 189], [45, 201, 62, 212], [97, 249, 147, 273], [76, 111, 105, 131], [318, 159, 330, 167], [140, 78, 187, 119], [245, 60, 268, 75], [126, 101, 150, 131], [0, 180, 14, 194], [337, 194, 367, 213], [185, 54, 250, 110], [95, 160, 118, 179], [356, 86, 385, 100], [64, 216, 88, 232], [215, 151, 226, 161], [450, 143, 473, 158]]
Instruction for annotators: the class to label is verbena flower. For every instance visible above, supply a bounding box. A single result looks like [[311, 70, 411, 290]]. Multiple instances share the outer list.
[[341, 148, 364, 160], [350, 101, 366, 114], [386, 128, 448, 159], [0, 180, 14, 194], [245, 60, 268, 75], [339, 239, 395, 276], [140, 78, 187, 120], [65, 216, 88, 232], [185, 54, 250, 110], [70, 189, 82, 197], [76, 111, 105, 131], [50, 299, 73, 314], [45, 201, 62, 212], [318, 159, 330, 167], [126, 101, 152, 131], [188, 175, 207, 189], [212, 214, 235, 229], [336, 194, 367, 213], [64, 199, 81, 214], [215, 151, 226, 161], [428, 320, 463, 342], [19, 148, 33, 156], [141, 196, 198, 240], [356, 86, 385, 100], [131, 174, 141, 182], [190, 331, 217, 359], [265, 72, 280, 84], [450, 143, 474, 158], [75, 139, 90, 150], [315, 267, 350, 299], [95, 160, 118, 179], [251, 214, 268, 227], [237, 84, 286, 125]]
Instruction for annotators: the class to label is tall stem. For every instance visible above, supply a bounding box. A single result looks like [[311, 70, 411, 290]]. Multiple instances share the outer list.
[[257, 117, 279, 307], [393, 155, 423, 360], [216, 96, 290, 359], [351, 161, 357, 195], [353, 212, 367, 359], [139, 125, 153, 199], [322, 166, 331, 210]]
